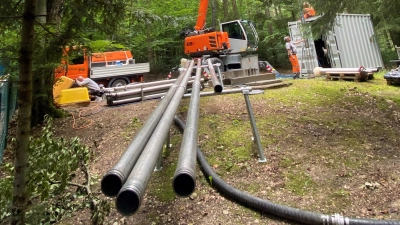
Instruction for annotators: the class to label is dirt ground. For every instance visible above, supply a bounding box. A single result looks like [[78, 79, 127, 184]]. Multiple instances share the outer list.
[[44, 74, 400, 225], [3, 72, 400, 225]]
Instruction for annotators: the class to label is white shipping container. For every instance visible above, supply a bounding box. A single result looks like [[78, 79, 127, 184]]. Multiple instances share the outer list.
[[288, 14, 384, 74]]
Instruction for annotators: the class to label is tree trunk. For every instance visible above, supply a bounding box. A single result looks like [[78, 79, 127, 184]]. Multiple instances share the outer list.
[[12, 0, 36, 224], [30, 0, 65, 126], [385, 29, 394, 49], [278, 5, 283, 19], [223, 0, 228, 22], [48, 0, 64, 28], [31, 68, 62, 126], [265, 8, 272, 35], [146, 27, 154, 73], [35, 0, 46, 24], [291, 10, 296, 21], [390, 30, 400, 47], [231, 0, 238, 20]]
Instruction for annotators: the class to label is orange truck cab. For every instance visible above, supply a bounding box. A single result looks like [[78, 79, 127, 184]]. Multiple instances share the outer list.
[[54, 47, 150, 87]]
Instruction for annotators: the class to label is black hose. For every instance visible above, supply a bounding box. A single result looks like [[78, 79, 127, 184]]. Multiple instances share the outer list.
[[173, 116, 400, 225]]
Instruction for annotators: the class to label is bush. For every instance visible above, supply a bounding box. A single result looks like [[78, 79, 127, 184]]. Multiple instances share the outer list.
[[0, 115, 94, 224]]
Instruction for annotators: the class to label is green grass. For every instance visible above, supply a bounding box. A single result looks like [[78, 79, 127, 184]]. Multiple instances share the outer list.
[[198, 114, 253, 167], [121, 117, 142, 140], [194, 74, 400, 213], [285, 171, 317, 196], [149, 162, 177, 202]]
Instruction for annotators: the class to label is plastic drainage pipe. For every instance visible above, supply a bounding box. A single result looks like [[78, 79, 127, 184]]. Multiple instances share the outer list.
[[115, 60, 195, 216], [173, 116, 400, 225], [313, 66, 379, 77], [100, 61, 191, 197], [172, 59, 202, 197]]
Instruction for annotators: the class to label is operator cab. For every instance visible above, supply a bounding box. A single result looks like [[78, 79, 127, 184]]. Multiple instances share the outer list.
[[220, 20, 259, 54]]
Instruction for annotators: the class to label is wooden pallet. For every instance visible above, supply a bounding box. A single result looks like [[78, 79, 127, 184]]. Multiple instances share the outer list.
[[325, 71, 369, 82]]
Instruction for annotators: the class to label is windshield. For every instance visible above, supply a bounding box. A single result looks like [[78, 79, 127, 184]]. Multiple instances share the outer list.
[[222, 21, 244, 40], [240, 20, 258, 50]]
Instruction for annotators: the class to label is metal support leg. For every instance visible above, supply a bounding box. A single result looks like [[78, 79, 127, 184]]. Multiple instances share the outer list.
[[141, 86, 144, 101], [216, 66, 224, 89], [154, 150, 163, 172], [242, 89, 267, 163], [155, 130, 171, 171], [166, 130, 172, 149]]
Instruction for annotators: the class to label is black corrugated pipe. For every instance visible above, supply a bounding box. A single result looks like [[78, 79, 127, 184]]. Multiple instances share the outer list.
[[173, 116, 400, 225], [172, 59, 202, 197], [100, 61, 191, 197], [115, 60, 195, 216], [207, 58, 223, 93]]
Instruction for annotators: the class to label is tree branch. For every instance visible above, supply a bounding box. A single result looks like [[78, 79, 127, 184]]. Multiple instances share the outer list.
[[34, 20, 60, 37], [0, 16, 23, 18], [50, 163, 92, 194], [50, 180, 87, 189], [82, 163, 92, 194]]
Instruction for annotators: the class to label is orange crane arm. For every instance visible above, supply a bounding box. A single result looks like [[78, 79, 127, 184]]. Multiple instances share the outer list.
[[194, 0, 209, 31]]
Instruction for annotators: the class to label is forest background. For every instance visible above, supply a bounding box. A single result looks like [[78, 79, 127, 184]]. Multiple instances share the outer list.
[[2, 0, 400, 123], [0, 0, 400, 224]]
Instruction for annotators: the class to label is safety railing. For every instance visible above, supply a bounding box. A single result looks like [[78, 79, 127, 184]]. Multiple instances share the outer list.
[[0, 79, 17, 164]]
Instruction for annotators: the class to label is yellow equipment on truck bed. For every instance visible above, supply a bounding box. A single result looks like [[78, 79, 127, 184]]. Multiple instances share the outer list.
[[53, 76, 90, 106], [56, 87, 90, 106]]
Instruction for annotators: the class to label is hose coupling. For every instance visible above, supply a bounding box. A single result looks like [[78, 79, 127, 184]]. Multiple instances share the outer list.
[[322, 213, 350, 225]]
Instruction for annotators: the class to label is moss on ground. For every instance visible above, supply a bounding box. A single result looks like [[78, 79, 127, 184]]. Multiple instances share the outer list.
[[285, 171, 317, 196], [195, 73, 400, 215]]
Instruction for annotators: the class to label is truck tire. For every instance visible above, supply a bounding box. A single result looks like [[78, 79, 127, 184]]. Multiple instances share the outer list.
[[110, 78, 128, 87]]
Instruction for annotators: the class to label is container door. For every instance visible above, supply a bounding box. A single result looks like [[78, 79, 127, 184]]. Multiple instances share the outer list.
[[324, 31, 342, 68], [333, 14, 384, 68], [288, 21, 319, 75]]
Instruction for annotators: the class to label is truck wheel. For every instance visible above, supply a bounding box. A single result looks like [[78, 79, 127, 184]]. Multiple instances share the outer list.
[[111, 78, 128, 87]]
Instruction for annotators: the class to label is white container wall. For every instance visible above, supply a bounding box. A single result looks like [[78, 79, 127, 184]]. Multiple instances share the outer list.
[[333, 14, 383, 68], [288, 14, 384, 74]]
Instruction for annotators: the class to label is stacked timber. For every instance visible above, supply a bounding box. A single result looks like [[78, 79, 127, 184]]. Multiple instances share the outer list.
[[314, 66, 378, 82], [325, 71, 372, 82]]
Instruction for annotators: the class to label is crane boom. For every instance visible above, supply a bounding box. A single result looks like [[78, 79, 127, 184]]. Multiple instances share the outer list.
[[194, 0, 209, 31]]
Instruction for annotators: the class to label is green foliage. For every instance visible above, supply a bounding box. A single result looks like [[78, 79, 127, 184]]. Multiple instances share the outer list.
[[27, 115, 90, 202], [88, 40, 127, 52], [0, 162, 13, 220], [90, 198, 111, 225], [2, 0, 400, 122], [0, 116, 110, 225]]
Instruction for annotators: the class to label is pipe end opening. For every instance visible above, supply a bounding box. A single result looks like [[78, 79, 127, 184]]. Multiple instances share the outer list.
[[214, 85, 223, 93], [101, 174, 123, 197], [173, 173, 196, 197], [116, 189, 140, 216]]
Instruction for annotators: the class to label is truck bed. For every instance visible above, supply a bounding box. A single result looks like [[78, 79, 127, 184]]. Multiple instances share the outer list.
[[90, 63, 150, 79]]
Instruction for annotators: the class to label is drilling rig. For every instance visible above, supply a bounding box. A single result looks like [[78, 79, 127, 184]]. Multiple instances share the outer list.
[[182, 0, 261, 80]]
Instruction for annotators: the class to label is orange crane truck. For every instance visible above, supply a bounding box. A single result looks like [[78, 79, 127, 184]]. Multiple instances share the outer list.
[[54, 48, 150, 87], [52, 47, 150, 106], [182, 0, 261, 81]]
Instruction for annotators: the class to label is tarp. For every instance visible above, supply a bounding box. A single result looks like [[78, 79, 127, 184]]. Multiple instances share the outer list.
[[259, 60, 295, 79], [0, 65, 5, 76]]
